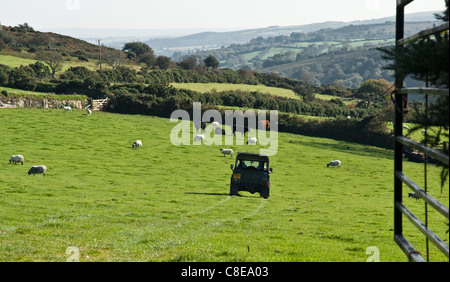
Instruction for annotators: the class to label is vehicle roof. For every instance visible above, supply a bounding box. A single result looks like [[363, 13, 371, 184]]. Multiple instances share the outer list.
[[235, 152, 269, 161]]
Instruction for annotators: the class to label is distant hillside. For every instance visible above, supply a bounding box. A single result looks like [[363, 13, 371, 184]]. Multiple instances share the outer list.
[[0, 23, 129, 70], [144, 11, 439, 57], [186, 19, 440, 88]]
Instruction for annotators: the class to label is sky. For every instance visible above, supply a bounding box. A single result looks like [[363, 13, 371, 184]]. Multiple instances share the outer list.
[[0, 0, 447, 31]]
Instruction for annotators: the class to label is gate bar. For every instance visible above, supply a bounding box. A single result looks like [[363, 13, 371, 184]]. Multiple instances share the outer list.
[[396, 171, 449, 218], [396, 202, 450, 257], [396, 136, 449, 165]]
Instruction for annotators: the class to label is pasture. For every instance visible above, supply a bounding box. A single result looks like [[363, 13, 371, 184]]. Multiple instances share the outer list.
[[171, 82, 301, 100], [0, 54, 114, 72], [170, 82, 354, 104], [0, 108, 448, 262]]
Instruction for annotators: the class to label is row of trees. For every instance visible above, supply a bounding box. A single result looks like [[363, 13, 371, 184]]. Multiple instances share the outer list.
[[1, 57, 389, 120], [122, 42, 219, 70]]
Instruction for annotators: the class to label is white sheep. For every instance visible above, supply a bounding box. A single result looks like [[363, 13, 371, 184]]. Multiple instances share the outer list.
[[194, 134, 205, 142], [9, 155, 24, 165], [327, 160, 341, 168], [211, 121, 220, 127], [28, 165, 47, 176], [64, 106, 72, 112], [132, 140, 143, 148], [247, 137, 257, 145], [220, 149, 233, 157]]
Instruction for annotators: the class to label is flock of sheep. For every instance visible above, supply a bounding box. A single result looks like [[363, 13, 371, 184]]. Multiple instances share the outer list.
[[193, 121, 256, 158], [194, 121, 343, 167], [9, 154, 47, 176], [6, 106, 93, 177], [7, 108, 342, 179]]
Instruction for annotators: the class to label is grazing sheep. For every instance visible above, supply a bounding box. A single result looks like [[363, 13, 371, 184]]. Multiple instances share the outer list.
[[220, 149, 233, 157], [211, 121, 220, 127], [9, 155, 24, 165], [408, 193, 420, 201], [194, 134, 205, 142], [132, 140, 143, 148], [327, 160, 341, 168], [247, 137, 257, 145], [28, 165, 47, 176], [64, 106, 72, 112]]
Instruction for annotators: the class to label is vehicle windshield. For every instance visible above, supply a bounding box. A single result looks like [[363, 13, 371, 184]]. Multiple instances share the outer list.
[[236, 160, 268, 171]]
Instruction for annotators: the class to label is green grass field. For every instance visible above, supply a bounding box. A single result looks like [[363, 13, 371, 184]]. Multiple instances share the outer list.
[[0, 86, 87, 101], [0, 54, 123, 73], [0, 54, 38, 68], [0, 108, 448, 262], [170, 83, 353, 104], [171, 83, 301, 100]]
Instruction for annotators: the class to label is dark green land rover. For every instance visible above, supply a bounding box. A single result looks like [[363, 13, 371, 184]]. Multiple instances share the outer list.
[[229, 152, 272, 199]]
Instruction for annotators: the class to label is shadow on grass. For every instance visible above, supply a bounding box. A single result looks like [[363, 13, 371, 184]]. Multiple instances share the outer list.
[[185, 192, 261, 198], [185, 192, 230, 196], [291, 139, 393, 160]]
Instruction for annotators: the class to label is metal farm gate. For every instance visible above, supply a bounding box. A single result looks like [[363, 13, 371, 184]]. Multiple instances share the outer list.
[[394, 0, 449, 261]]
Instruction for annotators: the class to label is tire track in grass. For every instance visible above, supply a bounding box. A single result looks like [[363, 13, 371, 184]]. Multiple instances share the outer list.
[[188, 196, 232, 216], [237, 199, 268, 223], [185, 196, 268, 225]]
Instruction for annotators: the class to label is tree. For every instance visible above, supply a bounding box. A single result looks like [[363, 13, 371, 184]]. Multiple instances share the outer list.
[[293, 84, 316, 102], [204, 55, 219, 69], [179, 56, 197, 70], [122, 42, 153, 58], [357, 79, 394, 96], [140, 51, 156, 67], [103, 50, 126, 70], [36, 51, 63, 78], [29, 61, 51, 79], [122, 42, 156, 67], [155, 56, 172, 70]]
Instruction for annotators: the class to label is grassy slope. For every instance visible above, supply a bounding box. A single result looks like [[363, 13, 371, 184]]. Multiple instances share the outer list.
[[171, 82, 301, 100], [0, 108, 448, 262], [0, 54, 105, 72], [0, 86, 87, 101], [171, 82, 358, 105]]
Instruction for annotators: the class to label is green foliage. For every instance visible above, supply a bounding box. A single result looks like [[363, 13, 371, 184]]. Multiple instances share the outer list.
[[123, 42, 153, 58], [204, 55, 220, 69], [379, 6, 449, 189], [36, 51, 64, 78], [123, 42, 155, 67]]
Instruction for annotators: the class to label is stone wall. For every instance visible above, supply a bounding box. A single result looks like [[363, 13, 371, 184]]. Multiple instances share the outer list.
[[0, 96, 89, 109]]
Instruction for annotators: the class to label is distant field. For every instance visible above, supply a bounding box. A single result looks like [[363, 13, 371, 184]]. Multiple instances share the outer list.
[[171, 83, 300, 100], [0, 54, 136, 72], [0, 55, 38, 68], [0, 86, 87, 101], [1, 108, 448, 262], [171, 82, 354, 104]]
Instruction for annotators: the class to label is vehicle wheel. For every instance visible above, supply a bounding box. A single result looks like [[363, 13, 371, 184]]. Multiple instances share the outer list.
[[260, 187, 269, 199], [230, 185, 239, 196]]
